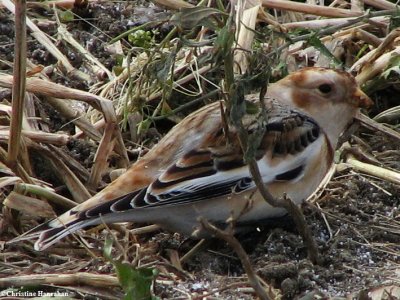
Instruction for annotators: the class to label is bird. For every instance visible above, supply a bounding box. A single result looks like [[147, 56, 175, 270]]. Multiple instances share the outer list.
[[12, 67, 373, 251]]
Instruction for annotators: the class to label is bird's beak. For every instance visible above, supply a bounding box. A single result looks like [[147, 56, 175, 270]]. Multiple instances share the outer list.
[[352, 88, 373, 108]]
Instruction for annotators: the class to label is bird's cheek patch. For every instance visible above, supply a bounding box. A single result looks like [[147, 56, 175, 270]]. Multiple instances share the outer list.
[[289, 71, 307, 86], [291, 90, 311, 110]]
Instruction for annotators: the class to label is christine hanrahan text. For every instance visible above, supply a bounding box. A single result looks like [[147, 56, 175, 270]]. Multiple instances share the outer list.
[[1, 290, 70, 297]]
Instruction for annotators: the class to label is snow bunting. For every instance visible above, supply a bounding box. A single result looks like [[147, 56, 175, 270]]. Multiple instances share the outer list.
[[14, 67, 373, 250]]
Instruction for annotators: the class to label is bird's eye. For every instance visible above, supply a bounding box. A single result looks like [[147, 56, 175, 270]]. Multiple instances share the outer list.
[[318, 84, 332, 94]]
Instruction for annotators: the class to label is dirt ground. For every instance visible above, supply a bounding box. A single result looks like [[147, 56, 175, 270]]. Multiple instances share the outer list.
[[0, 1, 399, 299]]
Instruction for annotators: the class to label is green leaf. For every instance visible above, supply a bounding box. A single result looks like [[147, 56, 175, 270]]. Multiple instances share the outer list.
[[214, 21, 235, 58], [161, 101, 172, 115], [128, 29, 153, 49], [103, 236, 114, 260], [307, 34, 342, 68], [389, 11, 400, 31], [171, 7, 224, 31], [59, 10, 74, 22], [113, 66, 124, 76], [245, 101, 259, 115], [115, 54, 124, 67], [114, 262, 158, 300], [245, 118, 265, 162], [363, 54, 400, 93], [382, 55, 400, 79], [155, 54, 174, 83], [137, 119, 151, 135], [103, 239, 159, 300], [229, 83, 246, 126]]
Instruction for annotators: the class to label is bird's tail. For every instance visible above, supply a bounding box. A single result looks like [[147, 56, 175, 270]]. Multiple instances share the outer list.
[[8, 215, 96, 251], [8, 190, 141, 250]]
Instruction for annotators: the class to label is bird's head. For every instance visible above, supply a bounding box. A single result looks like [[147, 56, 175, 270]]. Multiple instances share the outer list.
[[268, 67, 373, 147]]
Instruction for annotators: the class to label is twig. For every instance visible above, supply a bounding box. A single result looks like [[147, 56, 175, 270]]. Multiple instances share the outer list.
[[233, 122, 320, 264], [180, 239, 208, 264], [198, 217, 271, 300], [149, 89, 220, 122], [221, 8, 320, 264]]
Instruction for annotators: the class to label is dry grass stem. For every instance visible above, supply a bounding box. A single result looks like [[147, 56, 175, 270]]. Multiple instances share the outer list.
[[154, 0, 194, 10], [373, 106, 400, 123], [0, 273, 120, 288], [352, 29, 383, 48], [363, 0, 397, 10], [356, 112, 400, 143], [283, 16, 363, 29], [0, 176, 22, 189], [0, 0, 100, 9], [351, 0, 363, 12], [49, 145, 91, 182], [8, 0, 26, 170], [355, 45, 400, 84], [87, 121, 117, 190], [0, 73, 129, 173], [44, 96, 102, 141], [234, 2, 260, 74], [0, 128, 70, 146], [246, 158, 320, 264], [4, 191, 55, 218], [345, 156, 400, 186], [361, 28, 400, 66], [56, 20, 113, 80], [1, 0, 90, 82], [147, 65, 213, 103], [0, 150, 33, 185], [30, 143, 91, 203], [180, 239, 208, 264], [15, 183, 77, 209], [262, 0, 362, 17], [128, 224, 161, 235]]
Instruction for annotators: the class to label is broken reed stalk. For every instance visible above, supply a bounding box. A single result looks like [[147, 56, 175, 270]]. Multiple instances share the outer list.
[[14, 183, 77, 209], [0, 273, 120, 288], [261, 0, 362, 17], [346, 156, 400, 186], [0, 73, 130, 189], [8, 0, 26, 170], [4, 191, 55, 218], [267, 9, 398, 61], [363, 0, 397, 10], [28, 142, 91, 203]]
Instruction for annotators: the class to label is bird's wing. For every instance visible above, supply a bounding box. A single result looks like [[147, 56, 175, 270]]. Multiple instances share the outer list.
[[80, 100, 322, 214], [12, 99, 324, 250]]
